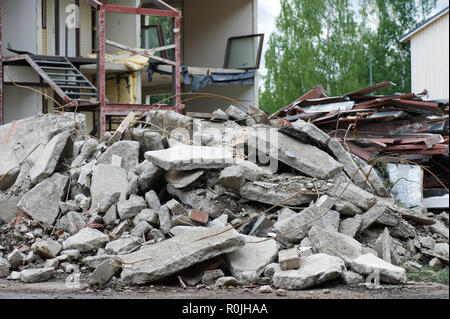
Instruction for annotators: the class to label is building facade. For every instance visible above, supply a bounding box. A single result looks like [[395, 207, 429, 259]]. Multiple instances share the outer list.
[[1, 0, 262, 135]]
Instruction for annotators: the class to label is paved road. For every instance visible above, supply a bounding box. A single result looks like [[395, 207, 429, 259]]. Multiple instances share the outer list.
[[0, 279, 448, 299]]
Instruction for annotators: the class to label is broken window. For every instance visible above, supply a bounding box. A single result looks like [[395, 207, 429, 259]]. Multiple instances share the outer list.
[[141, 25, 168, 60], [224, 34, 264, 70], [141, 15, 174, 60]]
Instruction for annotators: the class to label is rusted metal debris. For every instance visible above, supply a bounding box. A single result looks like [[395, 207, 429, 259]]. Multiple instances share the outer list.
[[273, 81, 449, 196]]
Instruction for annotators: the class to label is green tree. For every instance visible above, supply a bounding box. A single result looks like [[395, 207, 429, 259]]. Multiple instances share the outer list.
[[260, 0, 437, 114], [360, 0, 437, 94]]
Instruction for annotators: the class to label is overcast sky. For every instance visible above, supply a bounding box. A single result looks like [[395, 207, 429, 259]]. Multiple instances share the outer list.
[[257, 0, 449, 77]]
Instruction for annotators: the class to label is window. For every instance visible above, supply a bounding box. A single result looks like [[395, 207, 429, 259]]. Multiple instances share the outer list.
[[224, 34, 264, 70], [145, 93, 174, 105]]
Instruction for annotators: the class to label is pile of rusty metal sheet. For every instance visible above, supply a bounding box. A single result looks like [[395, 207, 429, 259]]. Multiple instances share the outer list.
[[272, 81, 449, 201]]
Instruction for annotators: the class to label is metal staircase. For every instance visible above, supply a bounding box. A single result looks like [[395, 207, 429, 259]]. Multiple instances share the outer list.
[[25, 55, 97, 104]]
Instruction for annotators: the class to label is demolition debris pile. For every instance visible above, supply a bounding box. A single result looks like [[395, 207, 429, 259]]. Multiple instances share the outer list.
[[0, 93, 448, 291], [274, 81, 449, 210]]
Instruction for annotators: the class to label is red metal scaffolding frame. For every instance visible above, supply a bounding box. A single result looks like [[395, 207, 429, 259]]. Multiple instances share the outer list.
[[0, 0, 183, 137]]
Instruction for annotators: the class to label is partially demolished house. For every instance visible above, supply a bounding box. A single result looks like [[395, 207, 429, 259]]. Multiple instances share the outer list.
[[0, 0, 262, 136]]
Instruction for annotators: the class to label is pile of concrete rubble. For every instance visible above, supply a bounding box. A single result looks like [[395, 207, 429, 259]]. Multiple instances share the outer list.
[[0, 107, 448, 291]]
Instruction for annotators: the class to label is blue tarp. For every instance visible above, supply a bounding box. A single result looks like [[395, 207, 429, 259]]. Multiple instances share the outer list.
[[147, 63, 255, 92]]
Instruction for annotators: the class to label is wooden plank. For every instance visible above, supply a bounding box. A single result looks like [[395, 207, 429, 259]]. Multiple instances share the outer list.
[[107, 111, 135, 145]]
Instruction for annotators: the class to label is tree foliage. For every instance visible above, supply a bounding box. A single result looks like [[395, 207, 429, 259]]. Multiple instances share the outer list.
[[260, 0, 437, 113]]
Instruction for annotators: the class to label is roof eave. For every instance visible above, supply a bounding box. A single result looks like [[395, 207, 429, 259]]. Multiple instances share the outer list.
[[399, 7, 449, 43]]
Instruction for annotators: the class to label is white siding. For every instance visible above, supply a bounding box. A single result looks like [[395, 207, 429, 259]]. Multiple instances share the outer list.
[[410, 12, 449, 100]]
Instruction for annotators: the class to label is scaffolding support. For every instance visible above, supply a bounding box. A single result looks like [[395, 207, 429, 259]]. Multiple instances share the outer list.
[[0, 0, 183, 134]]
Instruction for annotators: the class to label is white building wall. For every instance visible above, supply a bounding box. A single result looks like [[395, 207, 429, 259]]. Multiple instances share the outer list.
[[182, 0, 259, 111], [2, 0, 42, 123], [183, 0, 255, 68], [410, 12, 449, 100]]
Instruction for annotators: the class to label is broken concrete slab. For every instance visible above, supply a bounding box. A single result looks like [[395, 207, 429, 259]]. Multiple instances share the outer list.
[[274, 195, 334, 243], [158, 205, 172, 234], [171, 215, 196, 228], [225, 235, 279, 284], [0, 113, 85, 172], [71, 137, 98, 168], [144, 190, 161, 211], [214, 276, 240, 287], [434, 243, 449, 258], [103, 205, 118, 226], [131, 129, 165, 153], [327, 138, 369, 189], [219, 165, 246, 191], [19, 267, 55, 283], [82, 255, 117, 270], [97, 141, 139, 172], [164, 169, 204, 189], [239, 175, 333, 207], [7, 249, 24, 269], [334, 200, 363, 216], [166, 199, 188, 216], [272, 253, 345, 290], [201, 269, 225, 286], [130, 221, 152, 238], [63, 227, 110, 252], [391, 219, 416, 239], [17, 173, 69, 225], [88, 258, 121, 286], [429, 220, 449, 239], [119, 227, 245, 285], [342, 271, 365, 285], [225, 105, 248, 121], [117, 195, 147, 220], [146, 110, 193, 134], [134, 209, 159, 227], [396, 207, 435, 225], [105, 237, 141, 255], [362, 165, 390, 197], [56, 211, 87, 235], [0, 194, 20, 223], [234, 159, 267, 181], [145, 145, 234, 171], [350, 253, 407, 284], [374, 228, 392, 263], [0, 258, 11, 278], [31, 238, 63, 259], [251, 126, 343, 179], [279, 248, 300, 270], [339, 215, 362, 238], [29, 131, 70, 184], [327, 181, 376, 210], [97, 192, 121, 214], [136, 161, 164, 193], [0, 166, 20, 191], [358, 203, 390, 234], [419, 235, 435, 250], [279, 119, 331, 149], [59, 200, 80, 214], [308, 226, 363, 264], [90, 164, 128, 211], [167, 184, 240, 219]]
